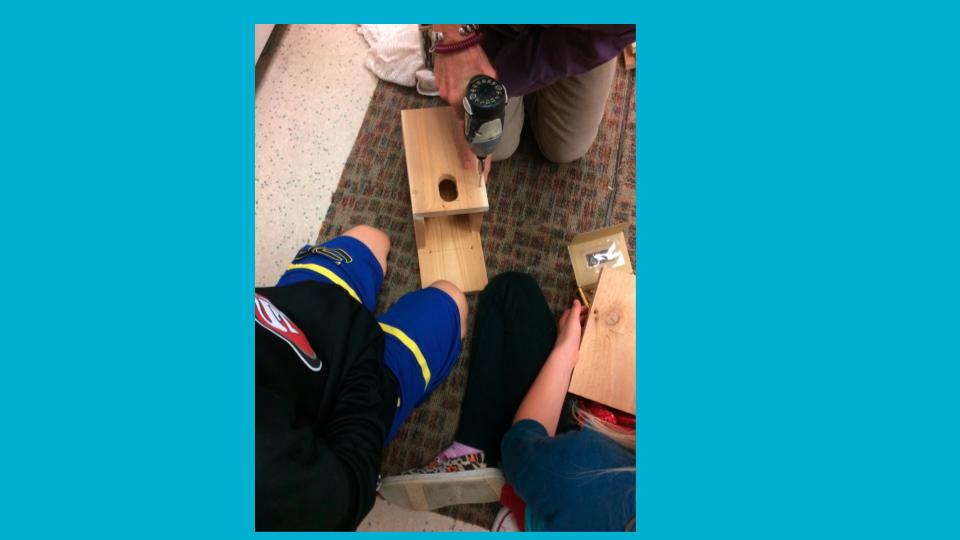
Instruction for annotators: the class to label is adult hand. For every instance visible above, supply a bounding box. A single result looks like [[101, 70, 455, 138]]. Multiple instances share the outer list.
[[433, 28, 497, 177], [554, 299, 590, 361]]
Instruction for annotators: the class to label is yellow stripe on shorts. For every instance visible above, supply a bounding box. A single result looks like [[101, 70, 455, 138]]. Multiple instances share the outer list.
[[286, 263, 362, 304], [379, 323, 431, 390]]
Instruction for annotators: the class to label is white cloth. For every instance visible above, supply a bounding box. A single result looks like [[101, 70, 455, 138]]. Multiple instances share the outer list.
[[357, 26, 418, 84], [357, 24, 438, 96]]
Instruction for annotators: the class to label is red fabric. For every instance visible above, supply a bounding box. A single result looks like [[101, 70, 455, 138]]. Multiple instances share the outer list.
[[499, 483, 526, 531], [581, 398, 636, 431]]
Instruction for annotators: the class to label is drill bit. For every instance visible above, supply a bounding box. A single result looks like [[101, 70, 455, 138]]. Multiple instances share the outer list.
[[477, 156, 485, 186]]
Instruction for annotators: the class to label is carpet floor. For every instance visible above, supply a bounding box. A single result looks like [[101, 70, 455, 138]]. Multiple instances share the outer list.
[[317, 60, 635, 529]]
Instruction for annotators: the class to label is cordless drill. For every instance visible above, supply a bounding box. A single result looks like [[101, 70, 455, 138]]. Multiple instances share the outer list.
[[462, 75, 508, 184]]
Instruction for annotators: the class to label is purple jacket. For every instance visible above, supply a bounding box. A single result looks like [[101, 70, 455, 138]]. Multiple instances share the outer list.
[[481, 24, 635, 97]]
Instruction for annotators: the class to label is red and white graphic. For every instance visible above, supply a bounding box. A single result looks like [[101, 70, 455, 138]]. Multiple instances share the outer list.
[[255, 294, 321, 371]]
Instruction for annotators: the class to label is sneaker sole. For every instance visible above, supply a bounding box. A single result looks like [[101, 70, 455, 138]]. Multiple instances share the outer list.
[[379, 468, 505, 511], [491, 506, 518, 532]]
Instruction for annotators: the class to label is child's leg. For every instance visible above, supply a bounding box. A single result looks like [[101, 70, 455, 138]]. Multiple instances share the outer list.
[[377, 280, 467, 443], [421, 279, 468, 339], [451, 272, 557, 465], [341, 225, 390, 276], [276, 225, 389, 311], [376, 274, 553, 512]]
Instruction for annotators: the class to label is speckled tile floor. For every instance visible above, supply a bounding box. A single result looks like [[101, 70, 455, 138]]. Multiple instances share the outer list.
[[254, 24, 487, 532], [255, 24, 377, 287]]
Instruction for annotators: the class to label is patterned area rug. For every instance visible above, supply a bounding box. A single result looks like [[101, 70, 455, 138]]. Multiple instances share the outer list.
[[318, 61, 635, 529]]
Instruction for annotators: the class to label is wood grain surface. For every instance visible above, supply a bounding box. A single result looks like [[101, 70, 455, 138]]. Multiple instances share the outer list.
[[569, 267, 636, 414], [401, 107, 489, 218], [413, 213, 488, 292]]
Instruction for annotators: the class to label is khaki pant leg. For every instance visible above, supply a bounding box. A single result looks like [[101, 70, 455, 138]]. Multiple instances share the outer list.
[[530, 58, 618, 163], [491, 94, 524, 162]]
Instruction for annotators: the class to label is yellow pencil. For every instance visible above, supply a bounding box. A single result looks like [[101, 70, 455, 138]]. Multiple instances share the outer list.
[[577, 287, 591, 308]]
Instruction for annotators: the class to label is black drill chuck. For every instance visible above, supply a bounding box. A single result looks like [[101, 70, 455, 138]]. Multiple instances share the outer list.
[[463, 75, 508, 159]]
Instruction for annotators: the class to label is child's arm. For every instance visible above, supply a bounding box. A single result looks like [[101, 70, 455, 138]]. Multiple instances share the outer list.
[[512, 299, 588, 436]]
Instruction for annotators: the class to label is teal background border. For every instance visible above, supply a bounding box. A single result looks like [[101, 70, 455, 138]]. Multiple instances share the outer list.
[[1, 2, 957, 538]]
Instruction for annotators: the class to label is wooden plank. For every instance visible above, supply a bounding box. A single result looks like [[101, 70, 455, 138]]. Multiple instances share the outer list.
[[413, 213, 488, 292], [401, 107, 489, 218], [568, 267, 636, 414]]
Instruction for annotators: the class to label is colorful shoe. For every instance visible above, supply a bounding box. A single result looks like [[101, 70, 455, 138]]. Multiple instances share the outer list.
[[378, 453, 504, 511]]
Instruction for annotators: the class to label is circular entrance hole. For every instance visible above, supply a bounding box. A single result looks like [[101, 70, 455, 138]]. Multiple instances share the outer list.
[[438, 176, 459, 202]]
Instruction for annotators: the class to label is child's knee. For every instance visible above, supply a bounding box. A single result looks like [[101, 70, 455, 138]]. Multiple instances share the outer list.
[[428, 280, 468, 338], [343, 225, 390, 274], [538, 138, 593, 164]]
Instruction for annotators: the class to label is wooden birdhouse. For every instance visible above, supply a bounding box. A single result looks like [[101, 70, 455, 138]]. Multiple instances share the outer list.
[[400, 106, 489, 292]]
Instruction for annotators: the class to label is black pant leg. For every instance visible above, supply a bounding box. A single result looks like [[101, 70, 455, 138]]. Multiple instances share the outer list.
[[557, 394, 581, 435], [454, 272, 557, 465]]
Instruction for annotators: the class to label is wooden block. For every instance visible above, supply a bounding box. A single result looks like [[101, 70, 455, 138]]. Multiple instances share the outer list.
[[413, 213, 488, 293], [401, 107, 489, 218], [623, 42, 636, 70], [568, 267, 636, 415], [413, 216, 426, 250]]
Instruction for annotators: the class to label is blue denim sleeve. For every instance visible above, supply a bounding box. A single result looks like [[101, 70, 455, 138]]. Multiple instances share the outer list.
[[500, 419, 558, 522], [500, 419, 637, 531]]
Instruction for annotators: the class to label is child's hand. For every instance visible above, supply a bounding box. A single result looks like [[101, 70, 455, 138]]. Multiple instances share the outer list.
[[555, 299, 590, 360]]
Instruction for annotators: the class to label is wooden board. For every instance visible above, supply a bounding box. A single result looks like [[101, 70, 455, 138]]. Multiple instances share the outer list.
[[413, 213, 488, 293], [401, 107, 489, 218], [568, 267, 636, 414]]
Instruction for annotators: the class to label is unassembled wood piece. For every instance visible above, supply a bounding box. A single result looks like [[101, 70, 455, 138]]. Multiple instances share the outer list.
[[401, 107, 489, 218], [568, 267, 636, 415], [413, 213, 488, 293]]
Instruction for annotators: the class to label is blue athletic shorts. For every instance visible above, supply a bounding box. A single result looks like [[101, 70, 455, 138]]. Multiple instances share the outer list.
[[378, 287, 462, 441], [276, 234, 462, 443], [277, 236, 384, 311]]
